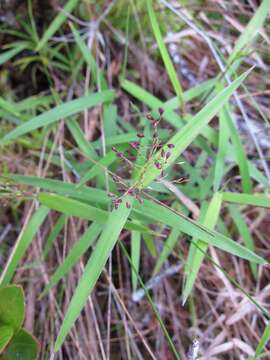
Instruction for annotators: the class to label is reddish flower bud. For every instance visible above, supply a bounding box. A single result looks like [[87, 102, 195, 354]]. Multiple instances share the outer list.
[[126, 201, 131, 208], [155, 162, 162, 169], [137, 133, 144, 138], [116, 152, 124, 158], [114, 203, 119, 210], [158, 107, 164, 115], [165, 151, 171, 159], [161, 149, 165, 157], [130, 142, 140, 150], [167, 143, 175, 149]]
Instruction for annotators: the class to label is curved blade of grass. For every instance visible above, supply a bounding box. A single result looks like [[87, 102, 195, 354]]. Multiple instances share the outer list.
[[228, 205, 256, 277], [54, 197, 132, 352], [9, 174, 108, 205], [36, 0, 79, 51], [147, 0, 183, 107], [69, 22, 107, 90], [223, 104, 252, 193], [41, 223, 102, 297], [222, 192, 270, 208], [133, 198, 265, 264], [0, 206, 49, 287], [0, 43, 28, 65], [0, 90, 115, 144], [66, 118, 97, 160], [213, 107, 230, 192], [254, 322, 270, 359], [182, 192, 223, 304], [43, 215, 66, 259], [153, 227, 179, 276], [136, 68, 252, 189], [228, 0, 270, 64]]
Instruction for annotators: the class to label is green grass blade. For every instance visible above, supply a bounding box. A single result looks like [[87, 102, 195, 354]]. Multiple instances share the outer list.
[[229, 0, 270, 64], [0, 206, 49, 287], [77, 151, 116, 188], [1, 91, 115, 145], [131, 231, 141, 292], [36, 0, 79, 51], [228, 205, 256, 277], [134, 199, 265, 264], [54, 197, 133, 352], [43, 215, 66, 259], [66, 118, 97, 159], [41, 223, 102, 297], [254, 322, 270, 359], [0, 43, 28, 65], [38, 192, 148, 233], [153, 227, 179, 275], [9, 174, 108, 205], [213, 107, 230, 192], [224, 105, 252, 193], [182, 192, 223, 304], [146, 0, 184, 107], [222, 192, 270, 208], [136, 68, 252, 188]]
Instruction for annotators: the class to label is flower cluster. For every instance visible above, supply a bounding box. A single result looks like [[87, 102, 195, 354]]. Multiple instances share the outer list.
[[108, 108, 175, 209]]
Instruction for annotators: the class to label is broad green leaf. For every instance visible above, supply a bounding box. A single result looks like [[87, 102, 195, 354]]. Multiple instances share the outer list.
[[0, 91, 115, 144], [54, 197, 133, 351], [36, 0, 79, 51], [0, 208, 49, 287], [41, 223, 102, 297], [0, 326, 13, 354], [182, 193, 223, 304], [254, 321, 270, 359], [1, 329, 39, 360], [146, 0, 184, 106], [222, 192, 270, 208], [0, 286, 24, 331], [135, 68, 252, 189]]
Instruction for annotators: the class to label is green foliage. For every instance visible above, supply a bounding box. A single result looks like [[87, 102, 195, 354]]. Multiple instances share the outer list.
[[0, 286, 39, 359]]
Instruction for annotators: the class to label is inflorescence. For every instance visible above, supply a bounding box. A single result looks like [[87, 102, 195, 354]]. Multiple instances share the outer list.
[[108, 108, 175, 209]]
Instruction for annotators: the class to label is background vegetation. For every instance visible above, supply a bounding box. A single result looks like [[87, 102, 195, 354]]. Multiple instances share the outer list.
[[0, 0, 270, 359]]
